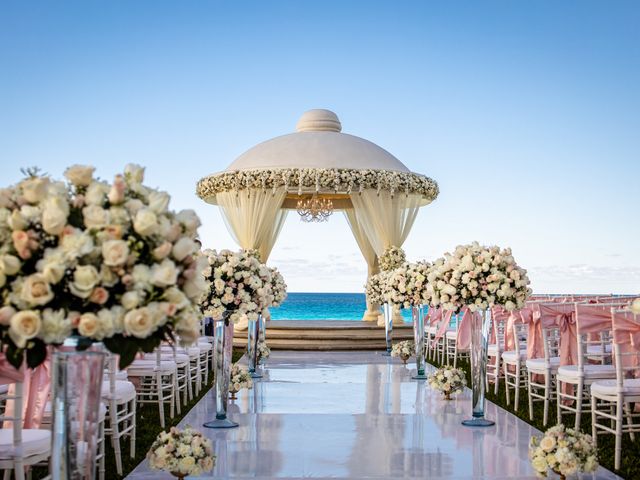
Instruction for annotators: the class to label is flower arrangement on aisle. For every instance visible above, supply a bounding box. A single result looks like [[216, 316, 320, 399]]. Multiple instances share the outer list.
[[390, 340, 414, 364], [529, 424, 598, 479], [200, 249, 273, 324], [425, 241, 532, 312], [384, 261, 431, 308], [428, 366, 467, 400], [378, 246, 406, 271], [147, 425, 215, 479], [269, 267, 287, 307], [229, 362, 253, 399], [0, 164, 209, 369], [257, 339, 270, 363], [365, 271, 389, 306]]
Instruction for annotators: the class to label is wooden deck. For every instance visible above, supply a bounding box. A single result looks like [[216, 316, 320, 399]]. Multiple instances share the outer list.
[[233, 320, 414, 350]]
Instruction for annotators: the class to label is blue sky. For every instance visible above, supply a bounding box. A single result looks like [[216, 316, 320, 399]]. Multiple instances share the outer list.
[[1, 1, 639, 293]]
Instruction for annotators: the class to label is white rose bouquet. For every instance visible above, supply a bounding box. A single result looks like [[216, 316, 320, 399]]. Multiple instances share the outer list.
[[365, 271, 389, 306], [257, 339, 270, 363], [147, 425, 215, 478], [378, 246, 406, 271], [529, 424, 598, 478], [0, 165, 209, 369], [390, 340, 414, 364], [384, 261, 430, 308], [200, 249, 272, 325], [269, 267, 287, 307], [428, 365, 467, 399], [426, 242, 532, 312], [229, 362, 253, 399]]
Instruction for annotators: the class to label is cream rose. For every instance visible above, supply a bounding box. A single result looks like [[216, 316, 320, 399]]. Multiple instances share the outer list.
[[172, 237, 197, 262], [0, 255, 21, 276], [78, 313, 100, 338], [0, 306, 16, 326], [107, 174, 126, 205], [176, 209, 201, 233], [9, 310, 41, 348], [151, 259, 179, 287], [82, 205, 110, 229], [133, 208, 158, 236], [39, 308, 72, 344], [148, 191, 170, 213], [21, 273, 54, 306], [70, 265, 100, 298], [124, 307, 156, 338], [153, 242, 172, 261], [64, 165, 95, 187], [121, 290, 140, 310], [21, 177, 50, 203], [102, 239, 129, 267], [124, 164, 145, 184], [42, 196, 70, 235], [89, 287, 109, 304], [85, 181, 108, 206]]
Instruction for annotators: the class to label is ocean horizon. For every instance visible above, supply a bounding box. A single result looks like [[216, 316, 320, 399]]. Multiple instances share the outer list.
[[270, 292, 413, 321]]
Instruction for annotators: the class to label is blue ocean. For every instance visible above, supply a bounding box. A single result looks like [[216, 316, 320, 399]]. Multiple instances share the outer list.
[[270, 292, 413, 321]]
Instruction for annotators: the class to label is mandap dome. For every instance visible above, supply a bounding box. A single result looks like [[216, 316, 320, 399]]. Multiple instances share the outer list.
[[197, 109, 439, 323]]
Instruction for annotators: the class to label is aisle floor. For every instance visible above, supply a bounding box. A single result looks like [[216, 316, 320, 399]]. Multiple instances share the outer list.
[[126, 351, 620, 479]]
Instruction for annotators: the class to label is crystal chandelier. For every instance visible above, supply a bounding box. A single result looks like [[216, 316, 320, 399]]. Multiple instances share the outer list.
[[296, 194, 333, 222]]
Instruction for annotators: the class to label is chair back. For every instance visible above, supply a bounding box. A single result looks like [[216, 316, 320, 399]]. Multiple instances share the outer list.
[[0, 379, 24, 450], [575, 303, 617, 368], [611, 308, 640, 390], [541, 326, 561, 363], [512, 322, 528, 357]]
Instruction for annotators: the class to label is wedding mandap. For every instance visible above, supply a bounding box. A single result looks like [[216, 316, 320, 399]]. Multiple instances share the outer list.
[[196, 109, 439, 327]]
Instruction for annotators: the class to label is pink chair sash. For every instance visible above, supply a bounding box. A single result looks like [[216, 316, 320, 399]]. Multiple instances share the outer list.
[[432, 310, 454, 344], [533, 303, 577, 367], [456, 308, 474, 350], [611, 310, 640, 371]]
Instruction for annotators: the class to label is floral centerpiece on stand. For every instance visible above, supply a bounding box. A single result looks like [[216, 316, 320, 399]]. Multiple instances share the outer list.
[[390, 340, 414, 364], [428, 366, 467, 400], [269, 266, 287, 308], [0, 164, 209, 369], [147, 426, 215, 479], [529, 424, 598, 479], [384, 261, 430, 309], [365, 271, 389, 308], [426, 241, 532, 426], [229, 362, 253, 399]]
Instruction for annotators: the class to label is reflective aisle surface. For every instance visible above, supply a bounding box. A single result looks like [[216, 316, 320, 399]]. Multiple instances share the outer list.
[[126, 351, 620, 479]]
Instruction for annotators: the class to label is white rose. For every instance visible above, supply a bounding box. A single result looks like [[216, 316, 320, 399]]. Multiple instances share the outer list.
[[82, 205, 110, 229], [124, 164, 145, 184], [21, 273, 54, 306], [163, 287, 189, 309], [184, 274, 207, 301], [102, 239, 129, 267], [70, 265, 100, 298], [148, 191, 170, 213], [9, 310, 41, 348], [123, 307, 155, 338], [133, 208, 158, 236], [172, 237, 197, 262], [39, 308, 72, 344], [42, 196, 70, 235], [21, 177, 50, 203], [121, 290, 140, 310], [175, 209, 201, 233], [178, 456, 196, 474], [64, 165, 95, 187], [78, 313, 100, 338], [60, 229, 94, 259], [8, 209, 28, 230], [132, 264, 152, 289], [85, 181, 108, 206], [151, 259, 179, 287], [0, 255, 21, 276]]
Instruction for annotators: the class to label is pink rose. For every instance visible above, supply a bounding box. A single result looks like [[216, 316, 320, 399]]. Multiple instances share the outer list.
[[68, 311, 81, 328], [89, 287, 109, 305], [152, 242, 172, 261], [104, 225, 123, 240], [0, 306, 16, 326], [12, 230, 32, 259], [108, 174, 126, 204]]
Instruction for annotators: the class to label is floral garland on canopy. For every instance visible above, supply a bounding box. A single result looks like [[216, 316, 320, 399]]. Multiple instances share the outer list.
[[0, 164, 209, 369], [425, 242, 531, 312], [200, 249, 273, 324], [378, 246, 406, 272], [196, 168, 439, 199]]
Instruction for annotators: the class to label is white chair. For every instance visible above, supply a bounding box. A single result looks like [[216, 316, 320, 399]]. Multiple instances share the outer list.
[[445, 313, 469, 368], [196, 341, 213, 387], [591, 308, 640, 470], [145, 348, 191, 411], [127, 350, 177, 428], [526, 326, 560, 425], [501, 323, 528, 411], [102, 355, 137, 476], [0, 381, 51, 480], [486, 313, 507, 395]]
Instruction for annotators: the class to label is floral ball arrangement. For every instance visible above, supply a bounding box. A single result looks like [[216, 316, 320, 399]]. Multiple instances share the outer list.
[[390, 340, 414, 364], [147, 426, 215, 478], [257, 339, 270, 362], [384, 261, 430, 308], [229, 362, 253, 398], [200, 249, 273, 325], [428, 366, 467, 399], [0, 165, 209, 369], [365, 271, 389, 306], [378, 245, 406, 272], [529, 425, 598, 478], [269, 267, 287, 307], [426, 242, 532, 312]]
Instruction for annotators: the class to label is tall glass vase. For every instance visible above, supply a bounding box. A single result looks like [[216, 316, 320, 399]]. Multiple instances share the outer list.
[[462, 308, 495, 427], [382, 303, 393, 356], [51, 347, 106, 480], [412, 305, 427, 379], [247, 314, 262, 378], [204, 313, 238, 428]]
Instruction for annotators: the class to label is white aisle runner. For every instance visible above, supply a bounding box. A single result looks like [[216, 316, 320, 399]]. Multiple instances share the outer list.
[[126, 351, 620, 479]]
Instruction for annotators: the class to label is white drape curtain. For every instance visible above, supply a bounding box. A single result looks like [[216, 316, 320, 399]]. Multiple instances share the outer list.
[[216, 189, 288, 262], [349, 190, 422, 256], [343, 209, 380, 321]]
